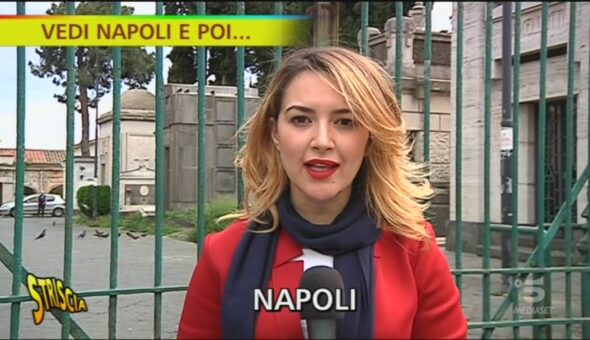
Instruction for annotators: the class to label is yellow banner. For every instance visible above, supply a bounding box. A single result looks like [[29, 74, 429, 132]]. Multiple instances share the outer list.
[[0, 15, 311, 46]]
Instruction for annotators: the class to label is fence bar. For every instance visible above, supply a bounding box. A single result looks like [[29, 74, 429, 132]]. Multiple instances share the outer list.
[[470, 317, 590, 330], [109, 2, 122, 338], [564, 3, 577, 338], [237, 2, 245, 208], [585, 8, 590, 337], [511, 3, 521, 337], [395, 1, 403, 104], [274, 2, 283, 70], [499, 1, 513, 302], [578, 7, 590, 339], [451, 266, 590, 275], [482, 3, 493, 338], [154, 2, 165, 339], [0, 285, 189, 304], [533, 3, 549, 338], [490, 224, 559, 234], [0, 243, 91, 338], [360, 2, 368, 56], [61, 2, 77, 338], [423, 1, 432, 163], [491, 165, 588, 326], [454, 2, 463, 293], [489, 160, 589, 328], [10, 2, 26, 339], [197, 1, 207, 258]]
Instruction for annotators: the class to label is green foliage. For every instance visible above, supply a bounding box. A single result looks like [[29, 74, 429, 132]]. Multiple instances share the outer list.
[[338, 2, 416, 49], [205, 195, 240, 233], [73, 195, 238, 240], [74, 213, 111, 229], [120, 212, 179, 235], [163, 2, 415, 96], [28, 1, 156, 156], [74, 211, 179, 235], [183, 196, 239, 243], [165, 47, 198, 84], [76, 185, 111, 218], [163, 1, 313, 94]]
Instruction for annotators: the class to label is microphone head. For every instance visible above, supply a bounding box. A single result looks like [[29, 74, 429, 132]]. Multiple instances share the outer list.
[[298, 266, 346, 320]]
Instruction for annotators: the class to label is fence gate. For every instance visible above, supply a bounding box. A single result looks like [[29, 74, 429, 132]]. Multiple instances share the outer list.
[[0, 1, 589, 339]]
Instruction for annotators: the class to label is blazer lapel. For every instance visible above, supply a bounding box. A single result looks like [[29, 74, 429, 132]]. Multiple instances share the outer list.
[[273, 229, 303, 268], [262, 230, 305, 338]]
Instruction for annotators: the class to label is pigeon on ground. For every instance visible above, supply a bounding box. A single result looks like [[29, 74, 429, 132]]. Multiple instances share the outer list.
[[94, 229, 108, 238], [97, 232, 109, 238], [77, 230, 86, 239], [126, 232, 140, 240], [35, 229, 47, 240], [52, 221, 56, 226]]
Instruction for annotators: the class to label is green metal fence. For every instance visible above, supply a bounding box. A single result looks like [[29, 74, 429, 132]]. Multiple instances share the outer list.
[[1, 1, 589, 339], [449, 2, 590, 339]]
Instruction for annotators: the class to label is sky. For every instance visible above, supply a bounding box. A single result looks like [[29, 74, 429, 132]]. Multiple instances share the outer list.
[[0, 1, 453, 150]]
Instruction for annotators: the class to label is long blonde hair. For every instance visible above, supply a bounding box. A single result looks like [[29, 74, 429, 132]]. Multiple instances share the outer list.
[[222, 46, 434, 242]]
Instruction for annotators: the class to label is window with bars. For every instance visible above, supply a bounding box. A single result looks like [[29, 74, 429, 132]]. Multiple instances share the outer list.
[[534, 98, 578, 225]]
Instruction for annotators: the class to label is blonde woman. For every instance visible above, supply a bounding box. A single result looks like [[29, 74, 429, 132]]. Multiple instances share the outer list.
[[178, 46, 468, 339]]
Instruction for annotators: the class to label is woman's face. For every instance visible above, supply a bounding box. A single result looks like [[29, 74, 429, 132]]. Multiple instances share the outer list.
[[270, 71, 370, 207]]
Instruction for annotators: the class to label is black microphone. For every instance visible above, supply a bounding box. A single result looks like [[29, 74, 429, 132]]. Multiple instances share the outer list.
[[299, 266, 346, 339]]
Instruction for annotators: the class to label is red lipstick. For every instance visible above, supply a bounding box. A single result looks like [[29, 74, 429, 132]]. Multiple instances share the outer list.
[[304, 159, 339, 180]]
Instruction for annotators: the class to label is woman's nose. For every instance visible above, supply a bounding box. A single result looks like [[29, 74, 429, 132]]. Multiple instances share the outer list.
[[310, 123, 335, 151]]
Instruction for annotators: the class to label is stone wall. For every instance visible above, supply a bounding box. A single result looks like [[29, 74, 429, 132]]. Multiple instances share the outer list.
[[447, 2, 590, 255], [0, 166, 64, 205], [367, 5, 453, 236], [163, 84, 260, 211]]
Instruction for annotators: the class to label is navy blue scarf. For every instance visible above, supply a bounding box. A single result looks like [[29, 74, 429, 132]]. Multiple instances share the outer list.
[[221, 181, 380, 339]]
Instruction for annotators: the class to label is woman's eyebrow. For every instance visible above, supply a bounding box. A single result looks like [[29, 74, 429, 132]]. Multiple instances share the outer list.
[[284, 105, 351, 115], [285, 105, 314, 114]]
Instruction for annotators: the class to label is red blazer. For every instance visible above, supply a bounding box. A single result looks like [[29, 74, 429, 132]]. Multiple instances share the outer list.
[[177, 220, 468, 339]]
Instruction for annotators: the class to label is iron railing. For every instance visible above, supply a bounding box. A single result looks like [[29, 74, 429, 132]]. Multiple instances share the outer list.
[[0, 2, 588, 339]]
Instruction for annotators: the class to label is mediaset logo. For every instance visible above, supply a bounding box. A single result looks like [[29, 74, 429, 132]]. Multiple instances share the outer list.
[[511, 276, 554, 315]]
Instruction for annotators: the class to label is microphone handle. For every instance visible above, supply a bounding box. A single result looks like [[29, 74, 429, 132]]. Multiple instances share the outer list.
[[306, 319, 337, 339]]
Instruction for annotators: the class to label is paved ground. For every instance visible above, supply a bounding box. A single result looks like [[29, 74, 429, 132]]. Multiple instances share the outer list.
[[0, 216, 197, 339], [0, 216, 586, 339], [445, 249, 584, 339]]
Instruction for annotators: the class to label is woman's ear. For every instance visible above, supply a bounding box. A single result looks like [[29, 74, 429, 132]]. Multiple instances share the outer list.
[[269, 117, 280, 150], [364, 134, 372, 156]]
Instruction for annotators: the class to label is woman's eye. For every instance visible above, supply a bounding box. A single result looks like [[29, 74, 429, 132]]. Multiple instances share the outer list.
[[337, 118, 355, 127], [291, 116, 310, 125]]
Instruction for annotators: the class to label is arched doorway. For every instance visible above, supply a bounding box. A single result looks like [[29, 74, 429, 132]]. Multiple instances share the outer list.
[[24, 186, 36, 196], [49, 185, 63, 198]]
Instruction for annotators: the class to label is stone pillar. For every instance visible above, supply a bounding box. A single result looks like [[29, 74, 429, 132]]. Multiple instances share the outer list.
[[384, 17, 416, 77], [578, 223, 590, 337], [307, 2, 340, 47], [408, 2, 426, 30]]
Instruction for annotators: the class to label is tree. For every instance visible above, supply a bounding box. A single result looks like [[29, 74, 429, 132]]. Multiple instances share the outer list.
[[166, 46, 198, 84], [164, 1, 260, 86], [28, 2, 156, 157], [164, 1, 198, 84], [163, 2, 415, 96], [163, 1, 312, 92], [338, 2, 416, 49]]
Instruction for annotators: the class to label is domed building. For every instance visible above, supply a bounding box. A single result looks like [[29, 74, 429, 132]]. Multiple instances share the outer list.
[[97, 88, 156, 213], [95, 84, 261, 214]]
